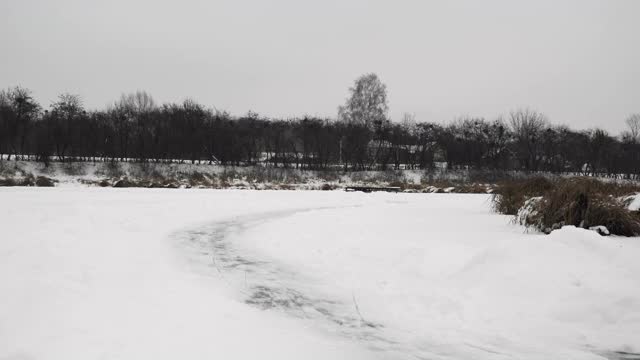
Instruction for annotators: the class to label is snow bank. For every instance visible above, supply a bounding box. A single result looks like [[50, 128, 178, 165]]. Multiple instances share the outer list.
[[623, 193, 640, 211]]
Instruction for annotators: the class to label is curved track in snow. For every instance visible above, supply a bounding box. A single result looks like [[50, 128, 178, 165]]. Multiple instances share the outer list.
[[176, 205, 640, 360], [177, 206, 435, 360]]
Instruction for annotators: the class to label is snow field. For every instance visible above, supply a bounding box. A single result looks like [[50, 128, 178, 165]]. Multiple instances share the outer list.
[[0, 188, 384, 360], [1, 188, 639, 359]]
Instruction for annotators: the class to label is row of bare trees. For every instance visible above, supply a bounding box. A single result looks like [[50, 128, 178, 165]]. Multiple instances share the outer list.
[[1, 81, 639, 177]]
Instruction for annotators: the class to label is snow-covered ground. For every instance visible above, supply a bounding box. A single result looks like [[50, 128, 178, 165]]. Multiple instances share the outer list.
[[1, 188, 639, 359]]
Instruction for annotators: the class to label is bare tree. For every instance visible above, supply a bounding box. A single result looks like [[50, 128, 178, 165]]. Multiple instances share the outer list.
[[115, 90, 156, 115], [113, 91, 156, 161], [625, 113, 640, 143], [0, 90, 11, 159], [49, 93, 84, 161], [400, 112, 416, 128], [52, 93, 83, 115], [1, 87, 41, 160], [509, 109, 548, 171]]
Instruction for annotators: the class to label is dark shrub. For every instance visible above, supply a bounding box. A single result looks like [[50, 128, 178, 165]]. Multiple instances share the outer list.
[[35, 176, 56, 187], [320, 183, 336, 191], [0, 178, 17, 186], [113, 178, 137, 188]]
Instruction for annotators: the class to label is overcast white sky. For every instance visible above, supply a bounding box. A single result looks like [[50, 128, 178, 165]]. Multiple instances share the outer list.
[[1, 0, 638, 133]]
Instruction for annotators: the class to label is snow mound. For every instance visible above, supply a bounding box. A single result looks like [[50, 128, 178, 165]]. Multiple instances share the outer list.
[[623, 193, 640, 211]]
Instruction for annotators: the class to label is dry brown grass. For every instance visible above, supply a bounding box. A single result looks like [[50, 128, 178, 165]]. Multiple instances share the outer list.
[[494, 177, 640, 236], [492, 177, 554, 215], [456, 183, 492, 194], [186, 172, 211, 187]]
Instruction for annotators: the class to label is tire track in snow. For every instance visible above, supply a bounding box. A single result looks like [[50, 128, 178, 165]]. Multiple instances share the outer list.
[[175, 206, 433, 360]]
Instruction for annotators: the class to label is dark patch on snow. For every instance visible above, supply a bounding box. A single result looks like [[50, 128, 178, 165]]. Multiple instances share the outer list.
[[244, 284, 382, 330]]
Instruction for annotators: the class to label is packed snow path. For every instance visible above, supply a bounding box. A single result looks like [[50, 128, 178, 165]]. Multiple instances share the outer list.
[[176, 207, 412, 357], [2, 188, 640, 360]]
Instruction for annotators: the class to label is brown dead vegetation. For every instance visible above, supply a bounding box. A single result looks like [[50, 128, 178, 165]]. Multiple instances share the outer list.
[[493, 177, 640, 236]]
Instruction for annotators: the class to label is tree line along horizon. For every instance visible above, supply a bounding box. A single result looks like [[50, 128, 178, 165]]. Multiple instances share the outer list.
[[1, 73, 639, 177]]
